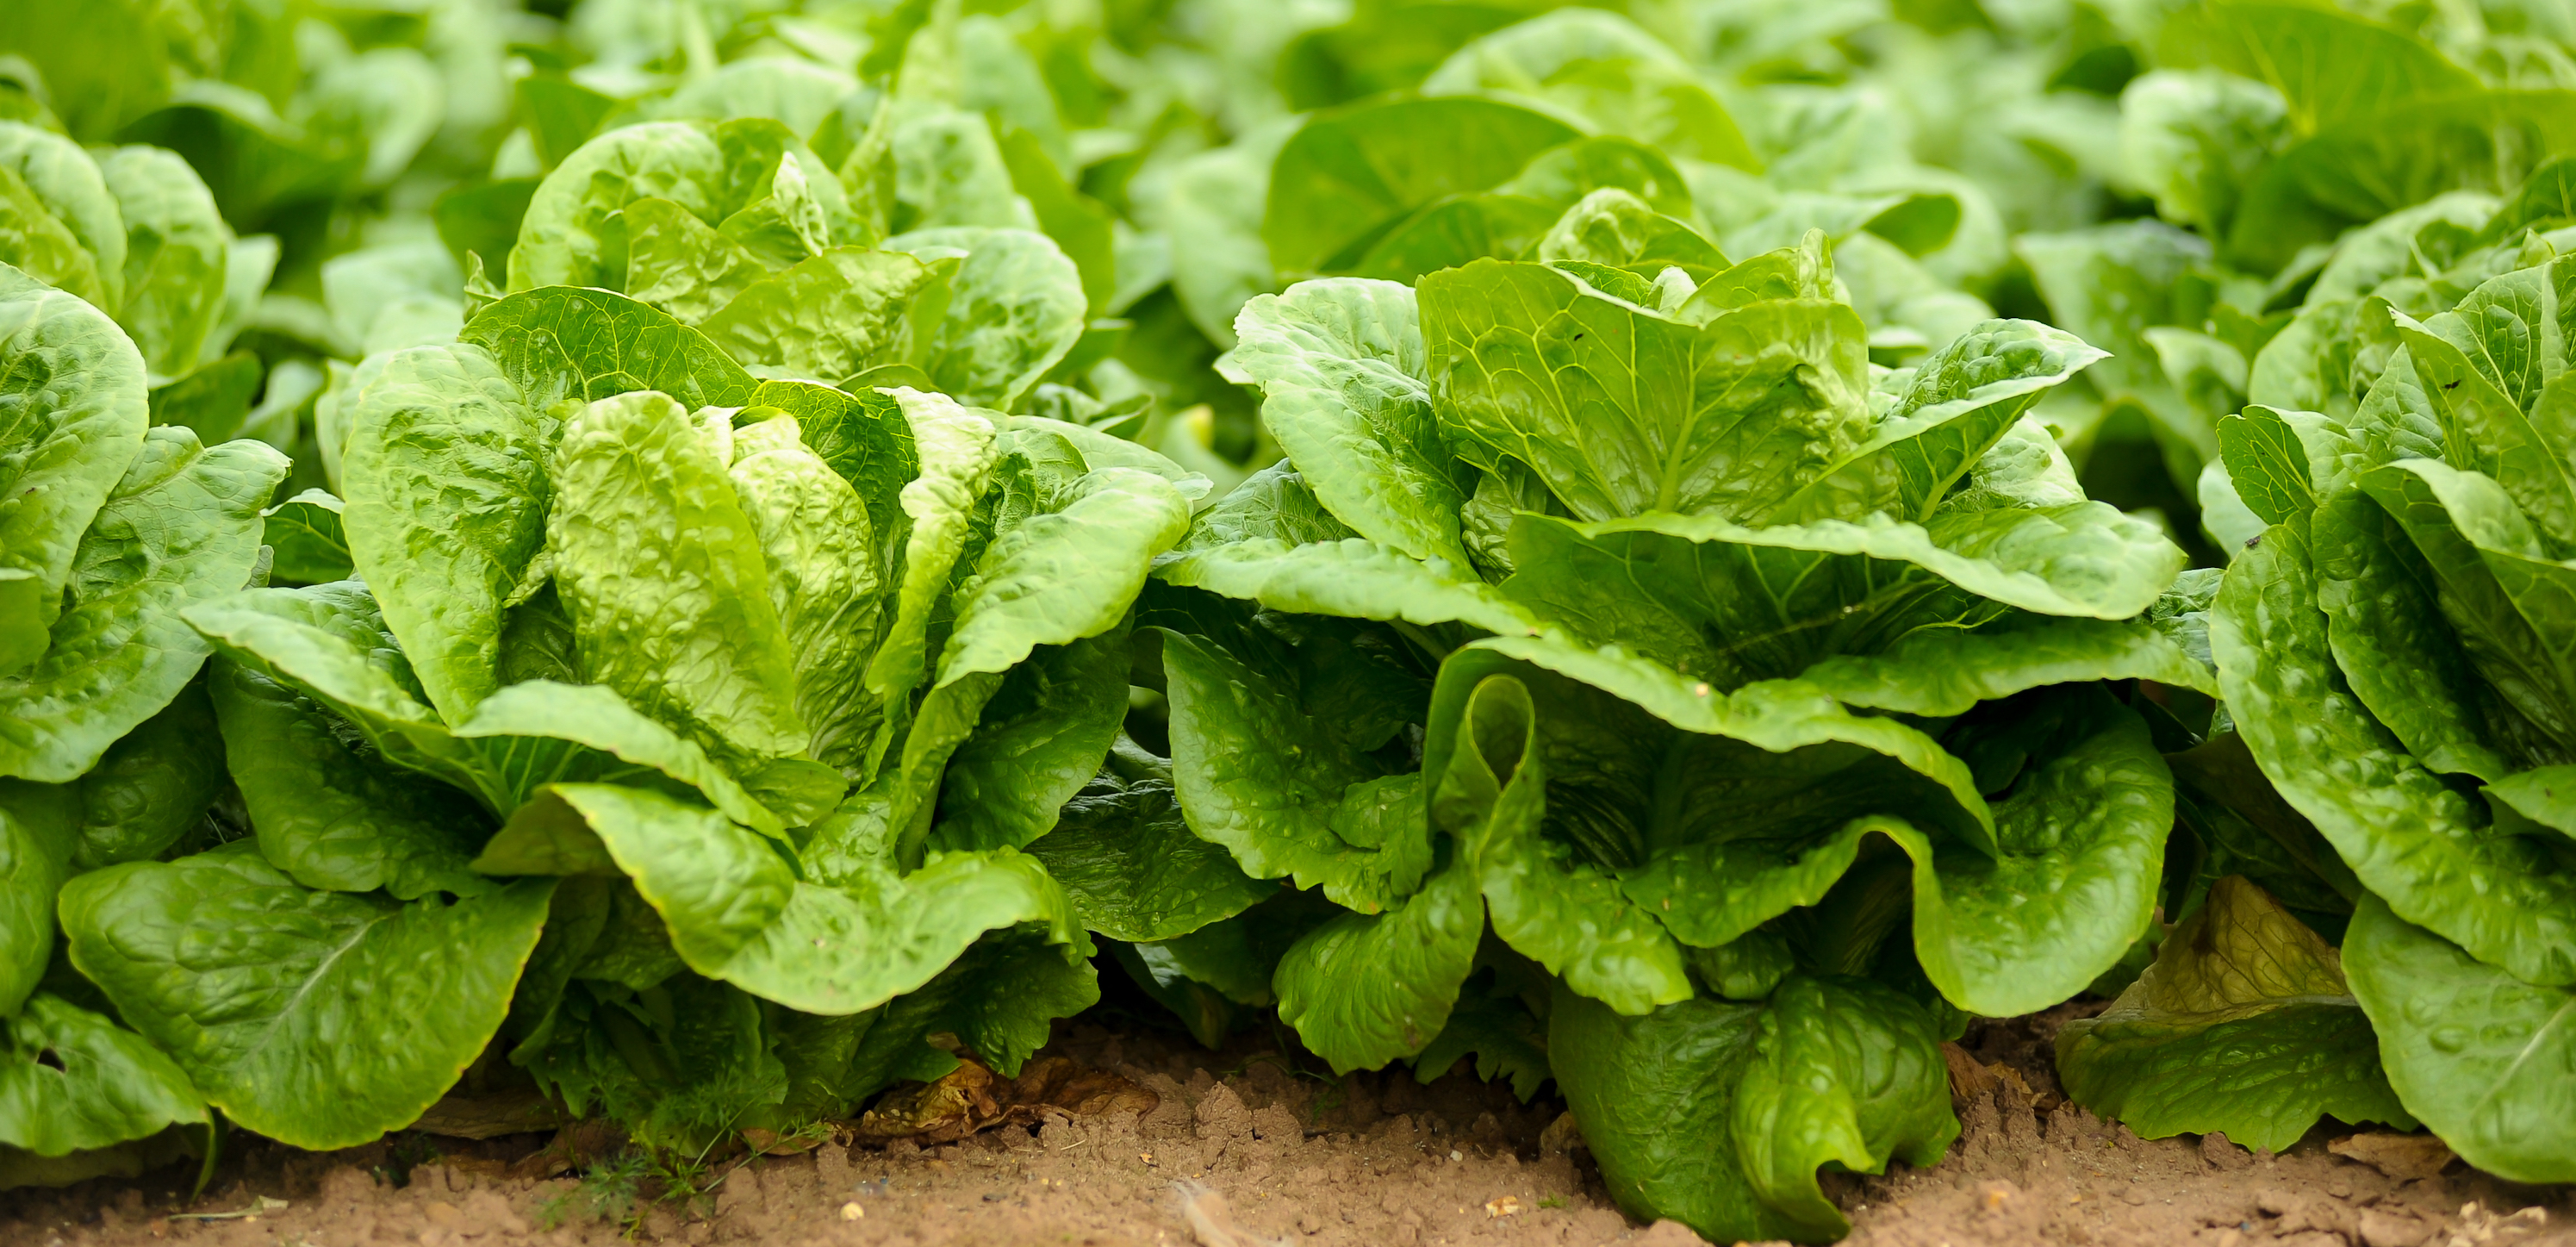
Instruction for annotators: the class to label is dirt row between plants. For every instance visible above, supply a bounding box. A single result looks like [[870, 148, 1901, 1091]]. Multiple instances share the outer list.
[[7, 1007, 2571, 1247]]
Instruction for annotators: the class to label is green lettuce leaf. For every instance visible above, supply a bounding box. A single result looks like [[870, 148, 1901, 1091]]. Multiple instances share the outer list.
[[2211, 517, 2576, 988], [2, 429, 287, 782], [2057, 876, 2413, 1152], [1265, 97, 1580, 277], [550, 390, 806, 761], [2344, 894, 2576, 1183], [1552, 976, 1956, 1244], [459, 286, 756, 411], [1025, 764, 1276, 941], [476, 782, 1086, 1018], [1223, 277, 1469, 567], [0, 264, 147, 676], [1417, 258, 1870, 525], [59, 844, 553, 1150], [339, 344, 550, 724], [208, 658, 492, 900], [0, 994, 205, 1158]]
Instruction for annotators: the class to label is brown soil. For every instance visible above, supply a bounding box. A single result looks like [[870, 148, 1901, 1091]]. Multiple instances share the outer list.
[[6, 1006, 2570, 1247]]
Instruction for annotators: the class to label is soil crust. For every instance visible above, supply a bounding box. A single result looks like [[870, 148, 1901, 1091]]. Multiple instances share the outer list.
[[6, 1005, 2570, 1247]]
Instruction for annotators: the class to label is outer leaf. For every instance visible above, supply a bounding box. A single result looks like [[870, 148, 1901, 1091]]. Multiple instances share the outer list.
[[938, 627, 1136, 853], [1435, 671, 1691, 1014], [96, 147, 227, 378], [862, 390, 1000, 747], [1160, 630, 1432, 912], [182, 583, 510, 813], [1552, 976, 1955, 1245], [1798, 614, 2217, 716], [260, 489, 352, 585], [0, 994, 204, 1157], [2486, 766, 2576, 839], [2344, 895, 2576, 1183], [509, 122, 726, 291], [699, 246, 931, 383], [1, 429, 287, 782], [2312, 489, 2519, 782], [476, 783, 1083, 1017], [1224, 278, 1468, 566], [1417, 259, 1871, 525], [59, 845, 554, 1150], [886, 228, 1086, 410], [1026, 769, 1274, 941], [0, 780, 75, 1015], [1265, 97, 1580, 277], [459, 286, 756, 411], [0, 264, 148, 676], [1155, 538, 1541, 634], [61, 681, 225, 871], [936, 467, 1189, 683], [1274, 856, 1484, 1073], [339, 344, 549, 723], [208, 658, 491, 900], [2057, 877, 2412, 1151], [551, 391, 806, 760], [2212, 518, 2576, 987], [0, 122, 126, 308]]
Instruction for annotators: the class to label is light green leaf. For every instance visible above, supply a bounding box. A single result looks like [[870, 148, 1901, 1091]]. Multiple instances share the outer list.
[[862, 390, 1000, 757], [476, 783, 1083, 1017], [340, 344, 550, 725], [95, 147, 227, 378], [0, 122, 126, 309], [1275, 855, 1484, 1073], [2211, 518, 2576, 987], [0, 994, 204, 1158], [2, 429, 287, 782], [1421, 9, 1758, 170], [1265, 97, 1580, 277], [208, 658, 490, 900], [59, 845, 554, 1150], [2344, 895, 2576, 1183], [2057, 876, 2412, 1152], [699, 246, 932, 384], [1798, 614, 2217, 717], [182, 582, 510, 813], [1225, 278, 1469, 566], [551, 390, 806, 761], [938, 627, 1135, 853], [1552, 976, 1956, 1245], [2486, 766, 2576, 839], [459, 286, 756, 411], [1156, 539, 1540, 634], [1417, 259, 1871, 525], [2218, 406, 2318, 527], [623, 197, 769, 325], [0, 264, 147, 676], [509, 122, 727, 291], [260, 489, 352, 586], [1770, 321, 2108, 526], [886, 228, 1086, 410], [724, 413, 884, 770], [0, 779, 75, 1016], [937, 467, 1189, 683]]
